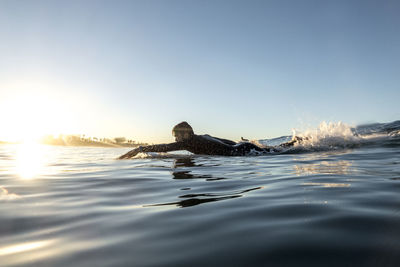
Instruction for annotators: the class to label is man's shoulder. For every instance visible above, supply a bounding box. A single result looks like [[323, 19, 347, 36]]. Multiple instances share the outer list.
[[195, 134, 235, 146]]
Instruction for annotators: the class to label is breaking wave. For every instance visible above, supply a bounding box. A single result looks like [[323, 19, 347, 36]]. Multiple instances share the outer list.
[[259, 120, 400, 153]]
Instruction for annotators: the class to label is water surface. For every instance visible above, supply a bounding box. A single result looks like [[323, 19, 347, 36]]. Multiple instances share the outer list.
[[1, 122, 400, 266]]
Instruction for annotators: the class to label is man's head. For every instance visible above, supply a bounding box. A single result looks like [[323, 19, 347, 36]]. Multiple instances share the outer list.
[[172, 121, 194, 142]]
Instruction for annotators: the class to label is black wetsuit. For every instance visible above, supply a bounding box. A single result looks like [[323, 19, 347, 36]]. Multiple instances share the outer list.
[[118, 134, 291, 159]]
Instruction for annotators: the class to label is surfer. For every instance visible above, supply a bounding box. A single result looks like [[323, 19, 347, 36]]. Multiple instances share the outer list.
[[118, 122, 300, 159], [118, 121, 300, 159]]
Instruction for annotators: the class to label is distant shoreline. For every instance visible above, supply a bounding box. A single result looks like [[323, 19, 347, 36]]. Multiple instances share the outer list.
[[0, 141, 142, 148], [0, 135, 148, 148]]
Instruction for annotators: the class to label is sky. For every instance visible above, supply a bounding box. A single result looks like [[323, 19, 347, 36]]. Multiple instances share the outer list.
[[0, 0, 399, 143]]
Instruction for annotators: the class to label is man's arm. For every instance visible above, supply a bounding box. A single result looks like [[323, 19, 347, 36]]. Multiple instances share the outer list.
[[118, 142, 184, 159]]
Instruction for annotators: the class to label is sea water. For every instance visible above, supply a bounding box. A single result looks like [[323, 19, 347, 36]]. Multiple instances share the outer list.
[[0, 121, 400, 266]]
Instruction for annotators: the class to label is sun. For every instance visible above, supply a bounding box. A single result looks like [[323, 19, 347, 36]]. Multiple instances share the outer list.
[[0, 90, 79, 143], [0, 84, 79, 179]]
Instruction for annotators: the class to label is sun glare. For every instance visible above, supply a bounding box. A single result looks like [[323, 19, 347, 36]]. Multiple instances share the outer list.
[[0, 88, 79, 143], [15, 142, 46, 179], [0, 240, 53, 256]]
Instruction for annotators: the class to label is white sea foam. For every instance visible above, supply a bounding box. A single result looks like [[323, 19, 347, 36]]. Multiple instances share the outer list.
[[389, 130, 400, 137], [287, 121, 363, 151]]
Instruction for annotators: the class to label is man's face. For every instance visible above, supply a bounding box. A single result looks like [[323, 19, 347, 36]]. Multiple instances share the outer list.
[[173, 131, 189, 142]]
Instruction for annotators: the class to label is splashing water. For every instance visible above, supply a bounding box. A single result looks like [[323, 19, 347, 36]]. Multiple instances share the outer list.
[[292, 121, 361, 150]]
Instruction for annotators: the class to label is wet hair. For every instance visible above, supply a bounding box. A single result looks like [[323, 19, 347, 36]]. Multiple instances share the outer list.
[[172, 121, 194, 135]]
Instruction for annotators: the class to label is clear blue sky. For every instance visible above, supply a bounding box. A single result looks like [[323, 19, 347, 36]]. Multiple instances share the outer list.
[[0, 0, 399, 143]]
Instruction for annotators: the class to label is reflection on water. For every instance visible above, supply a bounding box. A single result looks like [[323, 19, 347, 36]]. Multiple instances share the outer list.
[[174, 157, 197, 168], [141, 157, 263, 208], [146, 186, 263, 208], [146, 195, 241, 208], [172, 157, 224, 180], [15, 142, 46, 179], [0, 240, 53, 256], [0, 239, 57, 267], [172, 170, 213, 180], [293, 160, 353, 175], [0, 186, 19, 200], [302, 182, 351, 188]]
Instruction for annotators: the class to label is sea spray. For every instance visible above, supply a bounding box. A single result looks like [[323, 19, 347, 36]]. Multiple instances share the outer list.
[[291, 121, 361, 150]]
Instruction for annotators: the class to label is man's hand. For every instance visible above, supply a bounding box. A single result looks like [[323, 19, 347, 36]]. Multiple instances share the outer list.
[[118, 146, 143, 159]]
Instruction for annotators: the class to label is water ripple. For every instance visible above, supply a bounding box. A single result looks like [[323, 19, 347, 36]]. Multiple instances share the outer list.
[[1, 145, 400, 266]]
